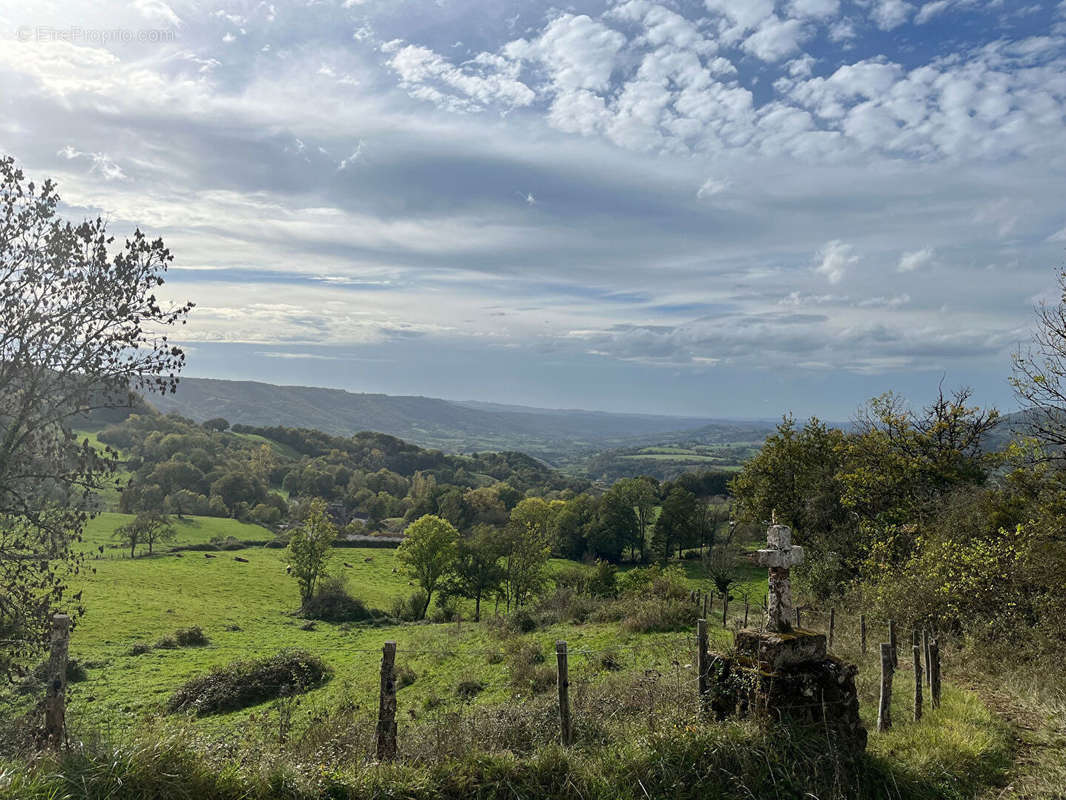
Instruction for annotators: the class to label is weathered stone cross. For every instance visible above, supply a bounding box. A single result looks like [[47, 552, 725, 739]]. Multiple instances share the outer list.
[[755, 523, 804, 633]]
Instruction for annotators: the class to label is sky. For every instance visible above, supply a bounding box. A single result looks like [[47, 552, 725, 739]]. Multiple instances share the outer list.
[[1, 0, 1065, 420]]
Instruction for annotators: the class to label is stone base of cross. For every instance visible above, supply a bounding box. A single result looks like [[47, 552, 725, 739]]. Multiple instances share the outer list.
[[755, 524, 804, 634]]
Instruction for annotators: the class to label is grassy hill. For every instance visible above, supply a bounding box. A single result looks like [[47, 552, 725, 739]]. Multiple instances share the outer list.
[[147, 377, 769, 460]]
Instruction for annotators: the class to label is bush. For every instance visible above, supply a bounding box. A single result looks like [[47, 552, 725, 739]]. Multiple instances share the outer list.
[[396, 665, 417, 689], [166, 649, 330, 716], [209, 535, 244, 551], [128, 642, 151, 656], [508, 609, 538, 634], [174, 626, 209, 647], [389, 589, 429, 622], [618, 597, 700, 633], [456, 679, 485, 700], [617, 564, 689, 600], [301, 578, 377, 623]]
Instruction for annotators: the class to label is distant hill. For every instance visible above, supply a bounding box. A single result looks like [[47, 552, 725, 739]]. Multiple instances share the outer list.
[[148, 377, 757, 459]]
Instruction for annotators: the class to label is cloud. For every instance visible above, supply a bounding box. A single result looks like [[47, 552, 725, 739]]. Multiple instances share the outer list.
[[788, 0, 840, 17], [870, 0, 914, 30], [814, 240, 859, 284], [697, 177, 731, 198], [915, 1, 951, 23], [897, 247, 935, 272], [743, 16, 807, 62], [57, 145, 127, 180]]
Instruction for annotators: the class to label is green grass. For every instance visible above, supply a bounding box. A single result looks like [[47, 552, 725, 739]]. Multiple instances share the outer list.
[[80, 513, 273, 553], [0, 515, 1022, 800]]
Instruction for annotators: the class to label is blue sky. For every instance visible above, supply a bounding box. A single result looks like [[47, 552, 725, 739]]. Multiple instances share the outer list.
[[1, 0, 1064, 419]]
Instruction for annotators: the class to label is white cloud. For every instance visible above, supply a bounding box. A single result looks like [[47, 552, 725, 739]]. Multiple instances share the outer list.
[[915, 1, 951, 23], [870, 0, 914, 30], [132, 0, 181, 26], [383, 41, 534, 111], [742, 16, 807, 62], [57, 145, 127, 181], [704, 0, 775, 31], [504, 14, 625, 92], [897, 247, 935, 272], [697, 177, 731, 198], [787, 0, 841, 18], [815, 240, 859, 283], [337, 142, 364, 170]]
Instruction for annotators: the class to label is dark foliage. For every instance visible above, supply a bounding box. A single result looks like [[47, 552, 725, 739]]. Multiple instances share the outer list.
[[166, 649, 331, 716]]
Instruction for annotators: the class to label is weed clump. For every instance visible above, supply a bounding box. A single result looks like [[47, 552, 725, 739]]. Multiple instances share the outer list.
[[166, 649, 330, 716]]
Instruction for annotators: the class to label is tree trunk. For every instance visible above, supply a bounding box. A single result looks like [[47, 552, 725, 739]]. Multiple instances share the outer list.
[[474, 594, 481, 623]]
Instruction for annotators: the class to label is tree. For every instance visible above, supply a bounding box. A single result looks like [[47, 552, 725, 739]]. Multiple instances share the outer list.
[[502, 497, 556, 609], [651, 487, 700, 564], [203, 417, 229, 432], [615, 477, 658, 562], [114, 511, 175, 557], [1013, 266, 1066, 455], [0, 156, 192, 679], [446, 525, 505, 621], [587, 485, 639, 563], [397, 514, 459, 619], [287, 498, 336, 606]]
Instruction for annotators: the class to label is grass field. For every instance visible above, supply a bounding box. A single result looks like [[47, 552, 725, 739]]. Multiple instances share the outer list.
[[2, 512, 1020, 799]]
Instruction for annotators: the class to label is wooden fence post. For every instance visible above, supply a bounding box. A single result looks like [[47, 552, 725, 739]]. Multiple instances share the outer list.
[[828, 608, 836, 650], [888, 619, 898, 668], [860, 615, 867, 655], [912, 644, 923, 722], [930, 639, 941, 710], [922, 629, 931, 688], [703, 592, 709, 619], [697, 619, 709, 713], [877, 642, 894, 732], [721, 594, 728, 628], [375, 641, 397, 761], [44, 613, 71, 748], [743, 599, 749, 628], [557, 640, 572, 745], [795, 607, 802, 629]]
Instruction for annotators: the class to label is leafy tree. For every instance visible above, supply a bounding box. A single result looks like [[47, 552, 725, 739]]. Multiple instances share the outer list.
[[445, 525, 505, 621], [502, 497, 556, 609], [0, 156, 191, 679], [587, 484, 639, 563], [114, 511, 175, 557], [397, 514, 460, 619], [651, 487, 700, 564], [287, 498, 336, 606], [615, 477, 658, 562], [203, 418, 229, 432]]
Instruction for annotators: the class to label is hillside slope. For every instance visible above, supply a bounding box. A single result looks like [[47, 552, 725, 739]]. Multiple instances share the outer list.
[[149, 377, 734, 455]]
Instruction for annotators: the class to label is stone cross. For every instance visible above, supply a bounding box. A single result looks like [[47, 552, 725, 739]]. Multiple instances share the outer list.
[[755, 524, 804, 633]]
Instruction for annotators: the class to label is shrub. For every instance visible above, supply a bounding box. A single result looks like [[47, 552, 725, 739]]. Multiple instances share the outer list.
[[456, 679, 485, 700], [301, 577, 376, 623], [619, 597, 700, 633], [390, 589, 429, 622], [174, 626, 209, 647], [166, 649, 330, 716], [508, 609, 538, 633], [396, 665, 417, 689], [128, 642, 151, 656], [209, 535, 244, 551]]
